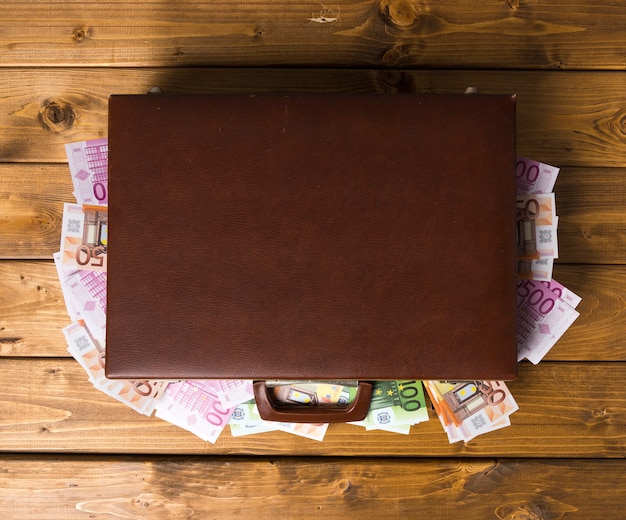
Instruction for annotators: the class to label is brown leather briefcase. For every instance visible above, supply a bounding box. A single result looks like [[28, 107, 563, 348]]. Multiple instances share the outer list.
[[105, 93, 517, 398]]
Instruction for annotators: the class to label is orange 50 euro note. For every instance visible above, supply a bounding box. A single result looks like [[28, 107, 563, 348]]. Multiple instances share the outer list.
[[60, 203, 108, 272], [425, 380, 519, 443]]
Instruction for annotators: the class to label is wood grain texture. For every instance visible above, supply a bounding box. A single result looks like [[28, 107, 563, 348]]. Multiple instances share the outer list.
[[1, 455, 625, 519], [0, 164, 73, 259], [1, 1, 625, 70], [0, 359, 624, 457], [0, 261, 623, 361], [1, 0, 625, 515], [0, 261, 68, 357], [557, 168, 626, 264], [541, 264, 626, 361], [3, 68, 626, 167]]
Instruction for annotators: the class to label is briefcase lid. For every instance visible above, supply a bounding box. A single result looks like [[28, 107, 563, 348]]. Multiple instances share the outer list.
[[105, 93, 517, 381]]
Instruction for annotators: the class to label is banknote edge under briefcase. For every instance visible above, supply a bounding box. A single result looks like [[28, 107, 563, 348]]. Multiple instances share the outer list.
[[105, 93, 518, 382]]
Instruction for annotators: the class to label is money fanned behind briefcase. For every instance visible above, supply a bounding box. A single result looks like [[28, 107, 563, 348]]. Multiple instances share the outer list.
[[105, 93, 517, 382]]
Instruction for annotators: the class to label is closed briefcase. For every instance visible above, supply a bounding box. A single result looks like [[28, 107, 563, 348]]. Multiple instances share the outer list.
[[105, 93, 517, 392]]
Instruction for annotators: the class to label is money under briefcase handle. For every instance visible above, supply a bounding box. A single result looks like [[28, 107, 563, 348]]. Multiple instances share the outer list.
[[253, 381, 373, 423]]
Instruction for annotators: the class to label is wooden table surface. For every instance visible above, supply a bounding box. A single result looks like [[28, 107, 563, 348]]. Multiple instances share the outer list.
[[2, 1, 626, 518]]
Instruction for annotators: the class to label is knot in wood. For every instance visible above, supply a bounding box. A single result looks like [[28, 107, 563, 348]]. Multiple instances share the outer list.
[[506, 0, 520, 10], [334, 478, 352, 495], [39, 100, 75, 132], [73, 27, 88, 42], [377, 69, 409, 93], [379, 0, 419, 28], [607, 108, 626, 142]]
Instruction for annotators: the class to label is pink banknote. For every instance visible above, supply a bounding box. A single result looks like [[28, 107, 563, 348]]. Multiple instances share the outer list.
[[517, 279, 580, 363], [65, 138, 109, 206]]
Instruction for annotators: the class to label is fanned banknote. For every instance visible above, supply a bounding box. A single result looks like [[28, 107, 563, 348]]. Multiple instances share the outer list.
[[154, 380, 235, 443], [516, 157, 559, 195], [229, 400, 281, 437], [516, 157, 560, 280], [63, 320, 107, 385], [425, 380, 518, 443], [65, 138, 109, 206], [276, 421, 330, 442], [202, 380, 255, 408], [516, 278, 580, 364], [62, 320, 168, 416], [228, 398, 331, 441], [516, 193, 558, 260], [541, 279, 582, 309], [363, 380, 429, 430], [60, 203, 108, 272], [55, 259, 107, 343]]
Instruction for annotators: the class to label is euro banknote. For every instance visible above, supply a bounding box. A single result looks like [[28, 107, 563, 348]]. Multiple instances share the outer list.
[[55, 259, 107, 343], [541, 279, 582, 309], [517, 257, 554, 282], [515, 158, 559, 279], [516, 193, 558, 260], [516, 278, 580, 364], [228, 399, 332, 441], [154, 380, 235, 443], [516, 157, 559, 195], [229, 400, 281, 437], [202, 379, 255, 408], [424, 380, 518, 443], [363, 380, 429, 430], [276, 421, 330, 441], [62, 320, 168, 416], [65, 138, 109, 206], [60, 203, 108, 272]]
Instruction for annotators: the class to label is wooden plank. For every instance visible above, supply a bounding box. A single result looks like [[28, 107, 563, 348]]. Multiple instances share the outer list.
[[557, 167, 626, 264], [0, 358, 624, 457], [1, 1, 626, 69], [0, 261, 68, 357], [2, 161, 626, 263], [1, 455, 625, 518], [2, 68, 626, 167], [549, 265, 626, 361], [1, 261, 624, 361], [0, 164, 73, 259]]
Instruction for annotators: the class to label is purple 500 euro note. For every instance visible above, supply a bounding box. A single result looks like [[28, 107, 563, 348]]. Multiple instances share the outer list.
[[517, 279, 580, 364], [516, 157, 559, 195], [65, 138, 109, 206], [155, 381, 235, 443], [202, 380, 254, 408]]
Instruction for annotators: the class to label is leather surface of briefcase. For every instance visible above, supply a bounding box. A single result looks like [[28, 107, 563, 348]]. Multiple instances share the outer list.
[[105, 93, 517, 386]]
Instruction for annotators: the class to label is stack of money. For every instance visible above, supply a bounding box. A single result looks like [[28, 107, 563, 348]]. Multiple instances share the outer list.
[[424, 158, 581, 443], [424, 380, 518, 443], [348, 380, 430, 434], [516, 157, 560, 281], [57, 140, 172, 417], [514, 158, 581, 364], [228, 380, 431, 440], [55, 140, 580, 445]]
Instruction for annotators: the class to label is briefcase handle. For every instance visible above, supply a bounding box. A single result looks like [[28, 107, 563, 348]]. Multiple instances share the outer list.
[[253, 381, 373, 423]]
